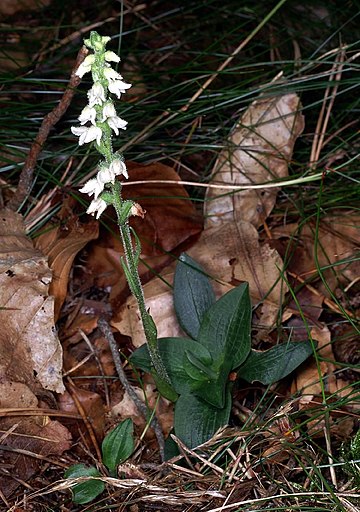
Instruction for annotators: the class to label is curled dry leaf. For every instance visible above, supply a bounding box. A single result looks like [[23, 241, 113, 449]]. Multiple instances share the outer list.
[[112, 264, 185, 347], [0, 214, 71, 497], [35, 197, 99, 321], [0, 209, 64, 393], [205, 93, 305, 230]]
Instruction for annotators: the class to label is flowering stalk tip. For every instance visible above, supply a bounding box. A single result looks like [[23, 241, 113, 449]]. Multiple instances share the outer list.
[[72, 31, 131, 218]]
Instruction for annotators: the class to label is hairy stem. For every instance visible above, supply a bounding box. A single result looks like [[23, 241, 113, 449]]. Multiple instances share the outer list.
[[112, 186, 171, 385]]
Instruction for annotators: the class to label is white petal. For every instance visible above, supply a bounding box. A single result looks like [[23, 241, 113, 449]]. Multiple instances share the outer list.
[[83, 125, 103, 145], [71, 125, 89, 145], [104, 67, 122, 81], [78, 105, 97, 125], [110, 159, 128, 179], [105, 51, 120, 63], [87, 82, 106, 107], [71, 125, 87, 136], [108, 79, 132, 99], [79, 178, 98, 195], [97, 167, 113, 184], [101, 102, 117, 121], [108, 116, 127, 135], [87, 198, 107, 219]]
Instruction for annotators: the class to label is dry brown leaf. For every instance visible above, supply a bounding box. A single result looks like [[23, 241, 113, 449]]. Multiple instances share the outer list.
[[188, 221, 288, 328], [291, 325, 353, 404], [0, 209, 64, 393], [0, 415, 71, 498], [112, 264, 186, 346], [35, 198, 99, 321], [58, 387, 105, 441], [111, 383, 173, 437], [205, 93, 304, 229], [273, 213, 360, 293]]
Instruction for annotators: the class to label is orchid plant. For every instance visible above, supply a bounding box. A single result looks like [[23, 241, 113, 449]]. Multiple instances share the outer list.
[[72, 31, 171, 389]]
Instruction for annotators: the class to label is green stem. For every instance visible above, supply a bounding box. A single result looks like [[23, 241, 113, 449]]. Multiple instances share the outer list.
[[111, 186, 171, 385]]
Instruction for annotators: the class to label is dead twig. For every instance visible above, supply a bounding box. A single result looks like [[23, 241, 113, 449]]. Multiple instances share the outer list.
[[98, 317, 166, 462], [8, 45, 89, 211]]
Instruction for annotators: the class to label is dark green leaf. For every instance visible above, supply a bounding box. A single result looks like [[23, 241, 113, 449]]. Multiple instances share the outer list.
[[197, 283, 251, 372], [102, 419, 134, 475], [239, 341, 314, 384], [184, 349, 218, 381], [130, 337, 213, 396], [174, 388, 232, 448], [174, 253, 216, 339], [64, 464, 105, 505]]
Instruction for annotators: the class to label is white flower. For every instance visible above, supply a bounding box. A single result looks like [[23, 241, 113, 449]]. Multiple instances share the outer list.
[[110, 158, 128, 179], [104, 66, 122, 81], [87, 82, 106, 107], [105, 50, 120, 63], [71, 125, 102, 146], [87, 197, 107, 219], [107, 79, 132, 99], [97, 166, 115, 185], [107, 116, 127, 135], [101, 101, 127, 135], [78, 105, 97, 125], [75, 54, 95, 78], [101, 101, 117, 121], [79, 178, 104, 199]]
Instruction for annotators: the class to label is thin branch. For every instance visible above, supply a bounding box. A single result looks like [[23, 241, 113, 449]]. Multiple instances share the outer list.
[[8, 45, 89, 211], [98, 317, 166, 462]]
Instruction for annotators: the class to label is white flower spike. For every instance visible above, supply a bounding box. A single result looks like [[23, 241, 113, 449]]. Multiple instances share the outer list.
[[73, 31, 132, 219]]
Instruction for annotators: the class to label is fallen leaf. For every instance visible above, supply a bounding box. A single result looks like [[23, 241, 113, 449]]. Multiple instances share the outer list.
[[193, 93, 303, 326], [0, 417, 71, 498], [272, 213, 360, 293], [0, 208, 64, 393], [35, 197, 99, 321], [58, 387, 105, 441], [205, 93, 304, 229], [188, 221, 288, 328]]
